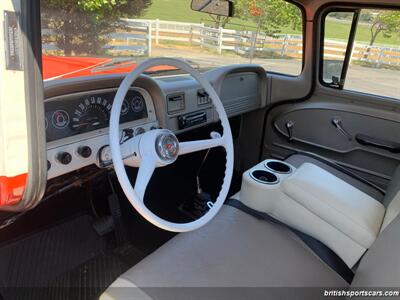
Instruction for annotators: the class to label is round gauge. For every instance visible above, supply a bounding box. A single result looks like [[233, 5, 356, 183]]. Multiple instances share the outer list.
[[121, 99, 130, 115], [131, 95, 145, 113], [51, 110, 70, 129], [71, 96, 111, 132]]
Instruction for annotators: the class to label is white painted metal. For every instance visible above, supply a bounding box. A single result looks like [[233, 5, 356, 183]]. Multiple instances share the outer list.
[[0, 1, 29, 179], [46, 87, 157, 179]]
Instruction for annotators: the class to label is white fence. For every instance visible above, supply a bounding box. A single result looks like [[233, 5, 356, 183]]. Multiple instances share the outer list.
[[322, 39, 400, 67], [116, 19, 303, 57], [43, 18, 400, 67]]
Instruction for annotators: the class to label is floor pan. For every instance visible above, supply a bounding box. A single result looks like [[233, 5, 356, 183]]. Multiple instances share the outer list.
[[0, 214, 144, 300]]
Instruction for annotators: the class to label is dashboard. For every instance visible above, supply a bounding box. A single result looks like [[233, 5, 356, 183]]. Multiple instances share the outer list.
[[45, 65, 267, 180]]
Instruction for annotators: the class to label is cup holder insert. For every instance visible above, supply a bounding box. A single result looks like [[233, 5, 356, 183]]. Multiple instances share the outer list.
[[265, 161, 292, 174], [250, 170, 279, 184]]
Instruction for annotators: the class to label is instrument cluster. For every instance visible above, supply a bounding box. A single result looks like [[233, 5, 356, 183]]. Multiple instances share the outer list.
[[45, 89, 148, 142]]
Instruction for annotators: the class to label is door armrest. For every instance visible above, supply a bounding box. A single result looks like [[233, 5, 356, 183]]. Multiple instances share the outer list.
[[356, 134, 400, 153]]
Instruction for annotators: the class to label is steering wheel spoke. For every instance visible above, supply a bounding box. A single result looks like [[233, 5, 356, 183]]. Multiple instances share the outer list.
[[179, 137, 224, 156], [134, 154, 157, 201]]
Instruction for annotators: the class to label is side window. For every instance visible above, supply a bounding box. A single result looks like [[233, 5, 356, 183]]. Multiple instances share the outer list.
[[322, 11, 356, 86], [322, 8, 400, 100]]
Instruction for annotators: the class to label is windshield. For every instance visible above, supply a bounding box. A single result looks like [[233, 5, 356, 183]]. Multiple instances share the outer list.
[[41, 0, 304, 81]]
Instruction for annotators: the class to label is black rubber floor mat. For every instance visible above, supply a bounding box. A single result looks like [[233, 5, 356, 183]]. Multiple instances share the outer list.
[[1, 254, 125, 300], [0, 215, 104, 289], [5, 249, 144, 300], [0, 214, 145, 300], [47, 248, 143, 300]]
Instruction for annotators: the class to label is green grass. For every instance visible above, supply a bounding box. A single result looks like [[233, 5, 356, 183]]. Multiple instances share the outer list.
[[142, 0, 400, 46], [143, 0, 206, 23], [325, 20, 400, 46], [142, 0, 256, 30]]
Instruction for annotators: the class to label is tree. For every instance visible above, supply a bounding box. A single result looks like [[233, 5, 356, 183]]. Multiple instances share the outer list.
[[208, 14, 230, 28], [367, 10, 400, 47], [234, 0, 302, 36], [232, 0, 301, 61], [362, 10, 400, 59], [41, 0, 152, 56]]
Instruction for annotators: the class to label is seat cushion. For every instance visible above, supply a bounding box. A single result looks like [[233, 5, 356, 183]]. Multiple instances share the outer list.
[[281, 163, 385, 267], [101, 206, 347, 300], [285, 154, 384, 202]]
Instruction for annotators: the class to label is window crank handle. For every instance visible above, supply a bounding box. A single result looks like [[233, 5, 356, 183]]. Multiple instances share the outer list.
[[285, 121, 295, 142], [332, 117, 352, 141]]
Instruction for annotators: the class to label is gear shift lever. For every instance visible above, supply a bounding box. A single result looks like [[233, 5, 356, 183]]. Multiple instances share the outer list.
[[196, 131, 221, 194], [179, 131, 221, 219]]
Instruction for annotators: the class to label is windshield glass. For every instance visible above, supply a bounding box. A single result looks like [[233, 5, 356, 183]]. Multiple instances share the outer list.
[[40, 0, 304, 81]]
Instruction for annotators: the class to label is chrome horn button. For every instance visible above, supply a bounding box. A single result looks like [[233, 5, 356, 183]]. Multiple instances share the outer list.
[[155, 132, 180, 163]]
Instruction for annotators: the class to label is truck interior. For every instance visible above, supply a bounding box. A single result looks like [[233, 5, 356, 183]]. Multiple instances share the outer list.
[[0, 0, 399, 299]]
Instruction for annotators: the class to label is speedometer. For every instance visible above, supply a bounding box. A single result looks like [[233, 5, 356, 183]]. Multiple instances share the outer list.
[[71, 96, 112, 132]]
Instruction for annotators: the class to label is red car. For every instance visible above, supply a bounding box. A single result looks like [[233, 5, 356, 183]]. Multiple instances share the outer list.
[[42, 55, 176, 81]]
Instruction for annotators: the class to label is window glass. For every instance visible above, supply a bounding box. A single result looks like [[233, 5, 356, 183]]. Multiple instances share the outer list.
[[345, 9, 400, 99], [322, 11, 355, 85], [40, 0, 304, 82], [322, 8, 400, 100]]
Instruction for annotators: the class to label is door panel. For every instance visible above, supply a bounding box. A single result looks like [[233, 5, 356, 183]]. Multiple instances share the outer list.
[[264, 94, 400, 189]]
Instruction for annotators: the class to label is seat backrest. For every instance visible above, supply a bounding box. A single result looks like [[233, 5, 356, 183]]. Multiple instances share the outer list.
[[351, 166, 400, 287], [381, 166, 400, 231], [351, 215, 400, 287]]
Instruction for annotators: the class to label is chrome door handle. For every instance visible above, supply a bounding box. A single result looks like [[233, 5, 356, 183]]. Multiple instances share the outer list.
[[332, 117, 352, 141]]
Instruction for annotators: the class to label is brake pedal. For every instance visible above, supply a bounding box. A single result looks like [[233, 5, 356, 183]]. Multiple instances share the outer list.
[[92, 215, 114, 236]]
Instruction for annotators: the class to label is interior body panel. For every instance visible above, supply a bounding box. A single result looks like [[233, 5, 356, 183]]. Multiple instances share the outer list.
[[263, 2, 400, 192], [264, 89, 400, 190]]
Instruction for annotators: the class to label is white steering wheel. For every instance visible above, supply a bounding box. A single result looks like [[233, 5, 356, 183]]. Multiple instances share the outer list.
[[109, 58, 233, 232]]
